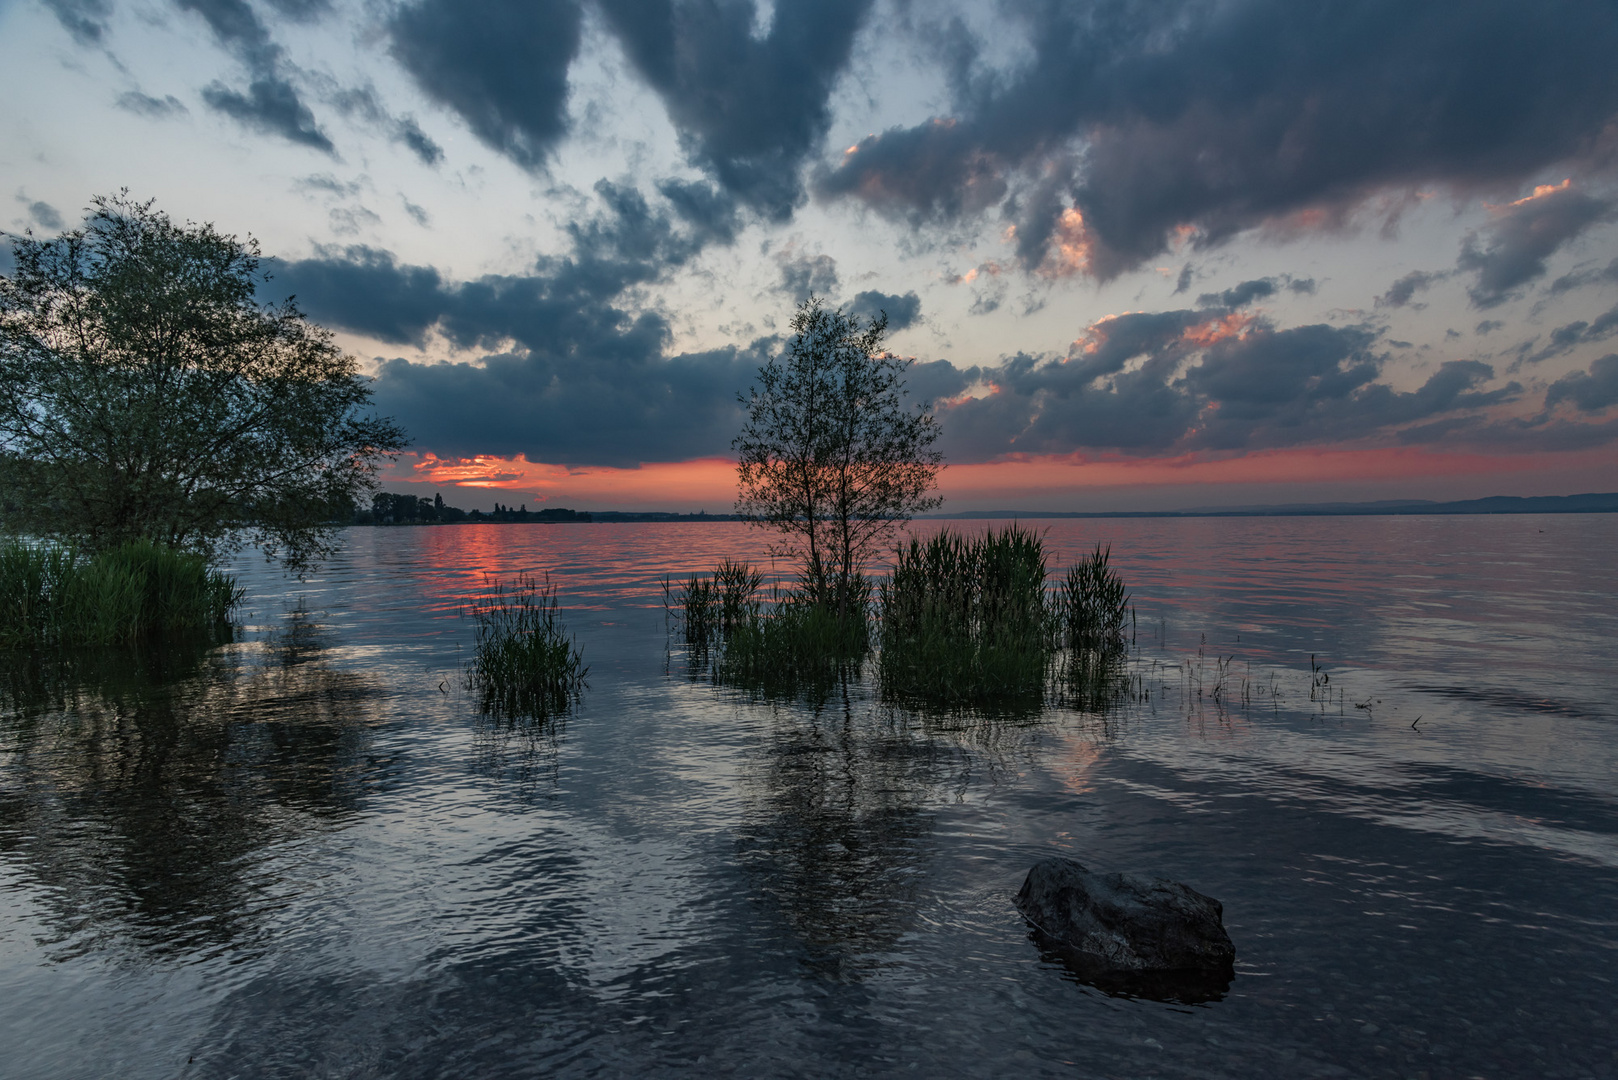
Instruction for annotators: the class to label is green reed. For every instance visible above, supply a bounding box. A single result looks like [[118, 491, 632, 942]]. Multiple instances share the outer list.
[[668, 561, 868, 700], [1056, 543, 1132, 654], [466, 573, 588, 718], [877, 525, 1053, 704], [0, 538, 242, 648], [664, 558, 765, 650]]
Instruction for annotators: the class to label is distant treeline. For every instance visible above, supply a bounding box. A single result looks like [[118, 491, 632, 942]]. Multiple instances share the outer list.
[[355, 493, 592, 525]]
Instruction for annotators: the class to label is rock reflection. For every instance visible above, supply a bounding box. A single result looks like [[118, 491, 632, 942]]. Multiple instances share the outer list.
[[1030, 930, 1234, 1004], [0, 614, 386, 960]]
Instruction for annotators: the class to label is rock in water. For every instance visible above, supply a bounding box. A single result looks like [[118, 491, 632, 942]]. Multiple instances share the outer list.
[[1016, 857, 1235, 1001]]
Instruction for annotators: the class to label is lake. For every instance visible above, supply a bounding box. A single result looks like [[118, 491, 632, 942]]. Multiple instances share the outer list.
[[2, 515, 1616, 1079]]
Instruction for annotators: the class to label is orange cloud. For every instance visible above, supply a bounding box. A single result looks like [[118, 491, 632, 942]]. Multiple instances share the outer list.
[[1180, 311, 1257, 347], [1038, 207, 1097, 278], [1505, 177, 1572, 208]]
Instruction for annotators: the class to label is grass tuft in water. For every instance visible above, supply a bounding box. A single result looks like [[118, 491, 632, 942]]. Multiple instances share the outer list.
[[466, 573, 588, 719], [1056, 544, 1131, 654], [0, 539, 242, 648], [877, 525, 1052, 704], [665, 558, 764, 651], [668, 562, 868, 700]]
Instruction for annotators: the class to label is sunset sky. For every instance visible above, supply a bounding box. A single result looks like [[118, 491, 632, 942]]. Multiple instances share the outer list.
[[3, 0, 1616, 511]]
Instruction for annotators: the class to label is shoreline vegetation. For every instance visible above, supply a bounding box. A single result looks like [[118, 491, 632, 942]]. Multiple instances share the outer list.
[[667, 524, 1138, 709], [465, 573, 588, 720], [0, 539, 242, 647]]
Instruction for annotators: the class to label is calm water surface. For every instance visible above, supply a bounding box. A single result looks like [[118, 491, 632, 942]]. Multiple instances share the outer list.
[[2, 516, 1616, 1079]]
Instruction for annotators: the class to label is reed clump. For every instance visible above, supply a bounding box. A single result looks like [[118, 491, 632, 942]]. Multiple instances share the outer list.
[[0, 539, 242, 648], [1056, 544, 1131, 654], [467, 574, 588, 718], [877, 525, 1052, 704], [671, 529, 1138, 711], [668, 562, 868, 698], [666, 559, 764, 651]]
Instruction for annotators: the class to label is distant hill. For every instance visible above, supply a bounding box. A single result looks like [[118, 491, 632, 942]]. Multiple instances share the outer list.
[[922, 492, 1618, 519]]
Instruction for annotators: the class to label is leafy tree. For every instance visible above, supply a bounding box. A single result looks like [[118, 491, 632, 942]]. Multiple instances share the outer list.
[[734, 296, 944, 615], [0, 194, 405, 571]]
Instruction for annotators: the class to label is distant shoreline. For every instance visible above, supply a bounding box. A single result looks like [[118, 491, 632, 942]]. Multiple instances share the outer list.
[[355, 492, 1618, 524]]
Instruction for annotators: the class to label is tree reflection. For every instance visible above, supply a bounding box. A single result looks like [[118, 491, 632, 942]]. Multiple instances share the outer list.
[[0, 613, 387, 960], [735, 680, 963, 979]]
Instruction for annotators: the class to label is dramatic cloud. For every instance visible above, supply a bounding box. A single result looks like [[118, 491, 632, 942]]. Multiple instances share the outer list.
[[1546, 355, 1618, 412], [269, 182, 761, 465], [176, 0, 333, 152], [390, 0, 580, 169], [1459, 182, 1615, 307], [817, 0, 1618, 278], [934, 306, 1532, 462], [597, 0, 876, 219]]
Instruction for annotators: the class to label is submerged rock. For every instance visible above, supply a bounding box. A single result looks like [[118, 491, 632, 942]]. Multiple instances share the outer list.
[[1016, 857, 1235, 1002]]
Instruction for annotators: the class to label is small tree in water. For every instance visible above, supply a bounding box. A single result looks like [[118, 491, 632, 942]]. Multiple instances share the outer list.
[[0, 194, 406, 571], [734, 296, 944, 616]]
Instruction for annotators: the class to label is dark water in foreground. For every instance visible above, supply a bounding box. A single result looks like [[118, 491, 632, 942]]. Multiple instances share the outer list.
[[2, 516, 1616, 1079]]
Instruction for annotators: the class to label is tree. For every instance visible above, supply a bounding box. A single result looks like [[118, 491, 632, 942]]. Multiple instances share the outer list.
[[734, 296, 944, 615], [0, 194, 406, 571]]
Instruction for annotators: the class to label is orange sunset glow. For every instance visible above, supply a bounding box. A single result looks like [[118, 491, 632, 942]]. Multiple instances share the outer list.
[[387, 443, 1618, 512]]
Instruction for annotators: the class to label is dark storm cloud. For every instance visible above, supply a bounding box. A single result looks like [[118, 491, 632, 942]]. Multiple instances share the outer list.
[[268, 182, 762, 464], [932, 304, 1546, 462], [390, 0, 581, 170], [816, 0, 1618, 278], [1545, 355, 1618, 412], [848, 289, 921, 332], [656, 179, 743, 245], [175, 0, 334, 152], [43, 0, 110, 44], [1459, 185, 1615, 308], [596, 0, 876, 219], [777, 254, 839, 300], [115, 91, 189, 118]]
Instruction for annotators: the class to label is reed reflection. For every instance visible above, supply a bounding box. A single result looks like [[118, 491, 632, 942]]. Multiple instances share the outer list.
[[0, 613, 387, 960], [735, 685, 947, 978]]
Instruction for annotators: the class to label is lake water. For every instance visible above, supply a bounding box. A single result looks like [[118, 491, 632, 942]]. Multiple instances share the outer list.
[[2, 516, 1616, 1079]]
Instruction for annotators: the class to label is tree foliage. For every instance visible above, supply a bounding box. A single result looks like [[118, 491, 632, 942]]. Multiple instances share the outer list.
[[0, 194, 406, 571], [734, 296, 943, 613]]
